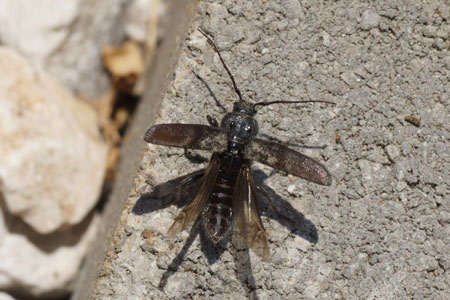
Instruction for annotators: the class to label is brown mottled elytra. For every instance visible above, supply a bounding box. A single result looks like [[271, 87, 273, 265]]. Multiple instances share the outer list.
[[144, 29, 334, 260]]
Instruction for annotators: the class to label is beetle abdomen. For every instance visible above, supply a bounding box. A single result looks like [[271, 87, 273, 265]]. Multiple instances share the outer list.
[[202, 152, 242, 243], [202, 175, 234, 243]]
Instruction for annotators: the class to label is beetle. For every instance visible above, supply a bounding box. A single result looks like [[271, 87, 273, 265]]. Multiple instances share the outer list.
[[144, 29, 333, 260]]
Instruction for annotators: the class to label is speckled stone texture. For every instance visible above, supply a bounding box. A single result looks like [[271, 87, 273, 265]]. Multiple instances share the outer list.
[[88, 0, 449, 299]]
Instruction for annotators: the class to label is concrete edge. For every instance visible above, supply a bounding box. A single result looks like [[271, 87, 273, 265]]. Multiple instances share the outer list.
[[71, 1, 198, 299]]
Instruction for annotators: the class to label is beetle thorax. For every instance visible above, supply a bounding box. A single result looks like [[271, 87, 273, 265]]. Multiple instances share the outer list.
[[220, 112, 258, 145]]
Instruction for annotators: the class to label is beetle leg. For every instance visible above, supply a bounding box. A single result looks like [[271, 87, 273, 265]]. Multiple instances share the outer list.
[[206, 115, 219, 127], [177, 170, 205, 205]]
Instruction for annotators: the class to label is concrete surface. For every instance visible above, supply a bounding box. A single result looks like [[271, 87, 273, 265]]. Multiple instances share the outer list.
[[84, 0, 449, 299]]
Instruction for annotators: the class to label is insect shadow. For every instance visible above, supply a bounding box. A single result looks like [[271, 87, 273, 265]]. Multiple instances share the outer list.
[[132, 167, 318, 289], [191, 70, 227, 114], [133, 170, 318, 242]]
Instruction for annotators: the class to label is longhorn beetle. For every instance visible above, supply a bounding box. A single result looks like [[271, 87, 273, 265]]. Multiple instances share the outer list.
[[144, 29, 333, 260]]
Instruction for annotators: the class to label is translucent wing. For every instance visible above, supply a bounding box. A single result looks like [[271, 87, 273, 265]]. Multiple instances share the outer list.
[[144, 124, 228, 152], [244, 138, 332, 186], [233, 161, 270, 260], [167, 153, 220, 236]]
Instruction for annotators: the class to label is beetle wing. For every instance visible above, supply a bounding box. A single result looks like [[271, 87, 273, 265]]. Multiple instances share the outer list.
[[167, 153, 220, 236], [244, 138, 332, 186], [233, 161, 270, 261], [144, 124, 228, 152]]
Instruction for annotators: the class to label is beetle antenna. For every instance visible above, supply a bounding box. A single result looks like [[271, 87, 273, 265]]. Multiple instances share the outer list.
[[198, 28, 244, 103], [253, 100, 336, 109]]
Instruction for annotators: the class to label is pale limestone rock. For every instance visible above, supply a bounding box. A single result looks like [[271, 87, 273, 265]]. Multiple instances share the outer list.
[[0, 0, 127, 99], [126, 0, 155, 42], [0, 0, 80, 65], [0, 48, 107, 234], [0, 207, 100, 298], [0, 292, 17, 300]]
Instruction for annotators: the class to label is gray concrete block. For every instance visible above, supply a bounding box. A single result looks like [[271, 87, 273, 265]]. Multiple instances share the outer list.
[[77, 0, 450, 299]]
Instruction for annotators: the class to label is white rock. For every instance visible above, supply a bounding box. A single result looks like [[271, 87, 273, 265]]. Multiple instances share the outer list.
[[0, 0, 80, 65], [0, 292, 17, 300], [0, 48, 107, 234], [124, 0, 168, 66], [0, 0, 127, 99], [0, 207, 100, 298], [126, 0, 153, 42]]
